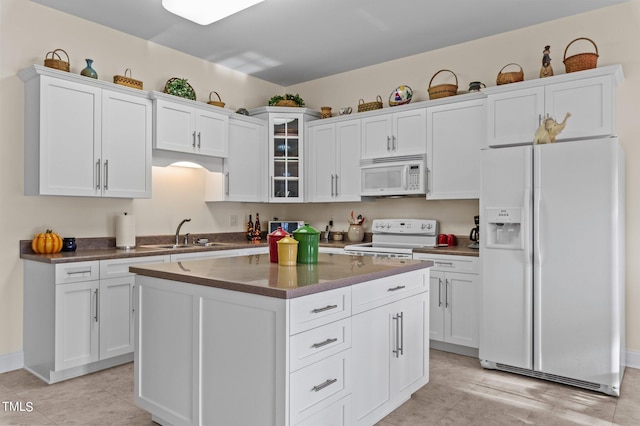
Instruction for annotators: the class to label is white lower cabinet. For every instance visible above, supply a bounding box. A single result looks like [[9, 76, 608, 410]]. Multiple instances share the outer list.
[[351, 271, 429, 425], [413, 253, 479, 350], [24, 255, 169, 383], [134, 267, 429, 425]]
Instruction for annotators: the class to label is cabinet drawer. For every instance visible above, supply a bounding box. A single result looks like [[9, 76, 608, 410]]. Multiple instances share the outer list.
[[413, 254, 479, 273], [352, 270, 427, 314], [290, 287, 351, 335], [290, 350, 351, 425], [55, 261, 100, 284], [296, 395, 351, 426], [290, 318, 351, 372], [100, 255, 169, 279]]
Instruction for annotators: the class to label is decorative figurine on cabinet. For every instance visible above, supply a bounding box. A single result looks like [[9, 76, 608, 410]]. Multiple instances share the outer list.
[[540, 45, 554, 78], [533, 112, 571, 144]]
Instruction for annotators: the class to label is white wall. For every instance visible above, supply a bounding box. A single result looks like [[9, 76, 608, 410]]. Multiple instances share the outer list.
[[1, 0, 638, 360]]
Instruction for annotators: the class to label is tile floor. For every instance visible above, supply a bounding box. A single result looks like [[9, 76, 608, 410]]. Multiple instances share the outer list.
[[0, 350, 637, 425]]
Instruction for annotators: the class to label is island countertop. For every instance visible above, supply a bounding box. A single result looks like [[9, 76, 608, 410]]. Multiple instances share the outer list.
[[130, 253, 432, 299]]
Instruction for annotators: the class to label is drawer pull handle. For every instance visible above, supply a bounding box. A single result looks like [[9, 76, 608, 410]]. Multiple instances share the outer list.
[[312, 338, 338, 349], [435, 261, 454, 266], [66, 269, 93, 276], [312, 378, 338, 392], [387, 285, 406, 292], [311, 304, 338, 314]]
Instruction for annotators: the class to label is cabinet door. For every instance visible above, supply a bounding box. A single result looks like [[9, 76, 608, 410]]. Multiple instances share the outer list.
[[429, 271, 445, 342], [544, 75, 614, 141], [335, 120, 361, 201], [307, 123, 336, 202], [487, 87, 544, 147], [427, 99, 485, 199], [391, 292, 428, 395], [225, 118, 266, 202], [195, 108, 229, 157], [444, 272, 479, 348], [154, 99, 195, 153], [351, 302, 393, 425], [361, 114, 393, 159], [101, 90, 152, 198], [55, 281, 99, 370], [99, 277, 135, 359], [392, 108, 427, 156], [36, 76, 101, 196], [270, 115, 303, 202]]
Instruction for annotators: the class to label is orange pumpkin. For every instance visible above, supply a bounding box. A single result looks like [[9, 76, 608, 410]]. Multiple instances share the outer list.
[[31, 229, 63, 254]]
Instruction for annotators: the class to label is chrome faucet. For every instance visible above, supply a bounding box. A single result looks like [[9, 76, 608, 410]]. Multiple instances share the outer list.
[[175, 218, 191, 245]]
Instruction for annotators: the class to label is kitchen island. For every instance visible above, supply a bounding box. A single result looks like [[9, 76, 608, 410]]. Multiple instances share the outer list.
[[130, 253, 432, 426]]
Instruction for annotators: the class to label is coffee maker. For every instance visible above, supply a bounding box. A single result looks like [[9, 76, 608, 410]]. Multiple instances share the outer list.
[[469, 215, 479, 249]]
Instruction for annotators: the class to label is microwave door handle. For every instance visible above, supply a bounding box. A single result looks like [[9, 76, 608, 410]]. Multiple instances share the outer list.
[[402, 165, 408, 189]]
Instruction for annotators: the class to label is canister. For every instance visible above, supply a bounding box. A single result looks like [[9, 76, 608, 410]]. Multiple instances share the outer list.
[[277, 236, 299, 266], [268, 227, 289, 263], [293, 224, 319, 264]]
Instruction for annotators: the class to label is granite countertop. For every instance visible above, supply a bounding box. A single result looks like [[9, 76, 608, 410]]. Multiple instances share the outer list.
[[130, 253, 432, 299], [19, 233, 478, 263]]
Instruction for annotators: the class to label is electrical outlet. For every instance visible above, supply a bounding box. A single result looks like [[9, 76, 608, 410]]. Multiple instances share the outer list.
[[229, 214, 238, 226]]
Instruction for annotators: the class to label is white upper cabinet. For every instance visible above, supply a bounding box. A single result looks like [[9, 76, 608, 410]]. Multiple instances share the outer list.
[[19, 65, 152, 198], [361, 108, 426, 159], [486, 65, 622, 147], [153, 93, 230, 158], [307, 119, 361, 202], [426, 98, 486, 200], [204, 116, 267, 202]]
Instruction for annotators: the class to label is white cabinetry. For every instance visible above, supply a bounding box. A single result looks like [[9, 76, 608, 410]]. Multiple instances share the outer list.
[[486, 65, 622, 147], [361, 108, 426, 159], [134, 264, 429, 426], [153, 93, 230, 157], [204, 116, 267, 202], [351, 271, 429, 425], [307, 120, 361, 202], [23, 255, 169, 383], [250, 107, 320, 203], [426, 98, 486, 199], [19, 65, 152, 198], [413, 253, 479, 353]]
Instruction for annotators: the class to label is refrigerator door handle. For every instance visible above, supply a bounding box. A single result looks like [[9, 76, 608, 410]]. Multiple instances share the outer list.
[[533, 186, 543, 370]]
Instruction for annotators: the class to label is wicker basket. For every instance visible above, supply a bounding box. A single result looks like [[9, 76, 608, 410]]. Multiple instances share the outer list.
[[275, 99, 298, 107], [563, 37, 599, 73], [44, 49, 70, 72], [164, 77, 196, 100], [207, 91, 225, 108], [358, 95, 383, 112], [428, 69, 458, 99], [113, 68, 143, 90], [496, 63, 524, 85]]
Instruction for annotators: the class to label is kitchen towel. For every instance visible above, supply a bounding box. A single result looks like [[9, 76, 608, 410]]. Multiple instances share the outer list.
[[115, 212, 136, 249]]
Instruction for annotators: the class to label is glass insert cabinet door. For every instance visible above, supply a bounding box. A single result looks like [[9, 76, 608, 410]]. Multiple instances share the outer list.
[[271, 116, 301, 200]]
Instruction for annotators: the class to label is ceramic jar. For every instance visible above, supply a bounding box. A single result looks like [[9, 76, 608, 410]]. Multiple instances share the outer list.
[[80, 59, 98, 79], [347, 224, 364, 242]]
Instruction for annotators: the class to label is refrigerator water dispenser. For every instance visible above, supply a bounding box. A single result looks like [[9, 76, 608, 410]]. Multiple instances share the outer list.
[[485, 207, 523, 249]]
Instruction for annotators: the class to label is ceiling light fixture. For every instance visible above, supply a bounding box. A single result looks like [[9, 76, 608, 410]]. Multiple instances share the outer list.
[[162, 0, 265, 25]]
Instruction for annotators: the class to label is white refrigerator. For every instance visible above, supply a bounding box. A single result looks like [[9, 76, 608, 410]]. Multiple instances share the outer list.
[[479, 137, 625, 396]]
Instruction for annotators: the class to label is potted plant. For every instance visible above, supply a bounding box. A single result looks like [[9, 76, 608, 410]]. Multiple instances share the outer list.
[[164, 77, 196, 100], [268, 93, 305, 107]]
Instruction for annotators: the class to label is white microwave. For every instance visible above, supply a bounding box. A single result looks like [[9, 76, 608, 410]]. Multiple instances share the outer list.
[[360, 156, 426, 196]]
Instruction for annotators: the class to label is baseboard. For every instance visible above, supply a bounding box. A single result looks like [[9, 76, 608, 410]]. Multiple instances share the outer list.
[[626, 349, 640, 369], [0, 351, 24, 374]]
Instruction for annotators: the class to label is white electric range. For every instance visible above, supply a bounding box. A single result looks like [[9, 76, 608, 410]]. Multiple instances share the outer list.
[[344, 219, 438, 259]]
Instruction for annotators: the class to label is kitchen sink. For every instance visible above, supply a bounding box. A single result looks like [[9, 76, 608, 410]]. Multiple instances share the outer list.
[[141, 242, 234, 249]]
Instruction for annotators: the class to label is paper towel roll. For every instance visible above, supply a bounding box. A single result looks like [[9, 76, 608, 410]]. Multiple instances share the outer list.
[[116, 213, 136, 249]]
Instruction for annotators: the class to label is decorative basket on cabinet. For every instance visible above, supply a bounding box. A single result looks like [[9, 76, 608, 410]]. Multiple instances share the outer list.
[[113, 68, 143, 90], [357, 96, 383, 112], [563, 37, 599, 73], [43, 49, 70, 72], [496, 63, 524, 85], [428, 69, 458, 99], [207, 91, 226, 108]]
